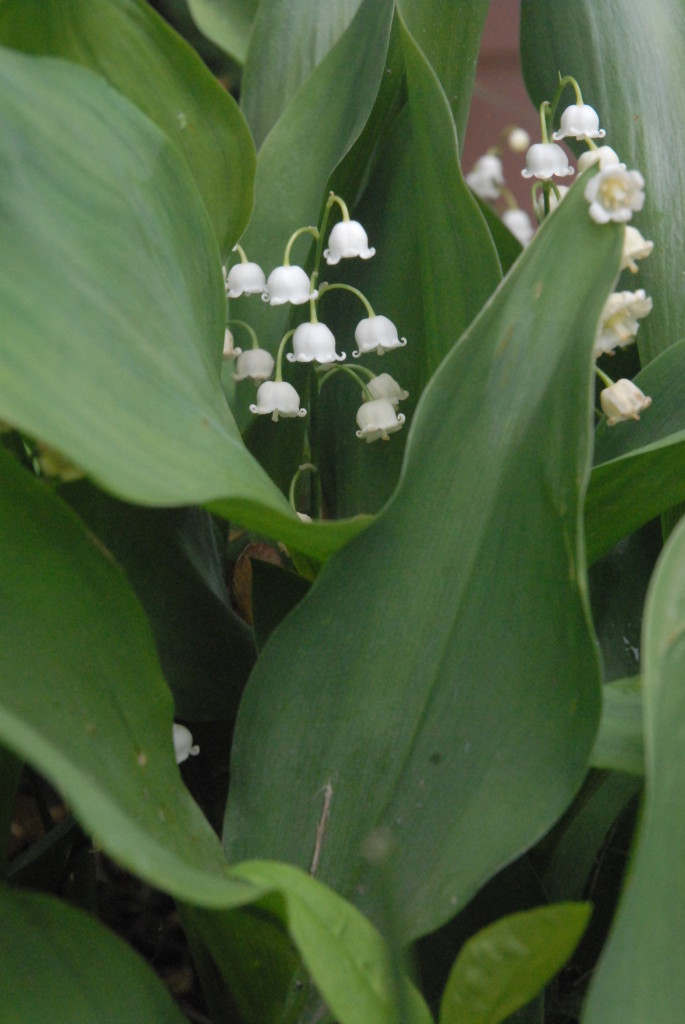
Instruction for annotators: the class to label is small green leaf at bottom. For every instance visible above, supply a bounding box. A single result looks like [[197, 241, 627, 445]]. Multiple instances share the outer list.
[[439, 902, 591, 1024]]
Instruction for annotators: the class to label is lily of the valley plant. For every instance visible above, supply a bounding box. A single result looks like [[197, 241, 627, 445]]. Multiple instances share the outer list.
[[0, 5, 682, 1024]]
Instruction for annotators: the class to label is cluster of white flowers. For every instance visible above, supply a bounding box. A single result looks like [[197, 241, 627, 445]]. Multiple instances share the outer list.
[[222, 196, 409, 451], [519, 78, 654, 427]]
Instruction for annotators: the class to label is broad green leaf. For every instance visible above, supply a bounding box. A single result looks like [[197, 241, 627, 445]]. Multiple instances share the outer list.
[[591, 679, 644, 775], [439, 903, 591, 1024], [62, 483, 255, 721], [0, 0, 254, 252], [582, 511, 685, 1022], [0, 448, 258, 907], [189, 859, 433, 1024], [397, 1, 501, 375], [0, 887, 187, 1024], [186, 0, 259, 64], [520, 0, 685, 362], [224, 176, 622, 941], [242, 0, 364, 149], [0, 45, 366, 563], [395, 0, 490, 149], [585, 340, 685, 562]]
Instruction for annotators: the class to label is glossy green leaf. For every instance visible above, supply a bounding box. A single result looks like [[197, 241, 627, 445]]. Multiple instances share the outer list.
[[520, 0, 685, 362], [0, 887, 187, 1024], [242, 0, 364, 149], [0, 448, 257, 908], [583, 512, 685, 1022], [591, 679, 644, 775], [62, 482, 255, 720], [190, 859, 433, 1024], [0, 45, 366, 563], [439, 903, 591, 1024], [224, 176, 622, 941], [0, 0, 254, 252], [397, 1, 501, 375], [186, 0, 259, 64]]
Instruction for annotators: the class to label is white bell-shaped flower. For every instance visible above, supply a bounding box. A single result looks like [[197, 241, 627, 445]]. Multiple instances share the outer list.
[[501, 208, 535, 246], [594, 290, 652, 358], [353, 315, 407, 357], [222, 328, 242, 360], [584, 166, 645, 224], [600, 379, 652, 426], [366, 373, 409, 407], [356, 398, 406, 443], [232, 348, 275, 383], [621, 225, 654, 273], [225, 261, 266, 298], [465, 154, 505, 200], [324, 220, 375, 265], [287, 322, 345, 363], [263, 265, 317, 305], [173, 724, 199, 764], [577, 146, 622, 173], [250, 381, 307, 422], [521, 143, 574, 180], [552, 103, 606, 141]]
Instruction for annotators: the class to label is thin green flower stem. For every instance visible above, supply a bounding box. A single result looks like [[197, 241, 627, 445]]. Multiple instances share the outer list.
[[548, 74, 583, 132], [318, 363, 374, 401], [538, 100, 551, 144], [288, 462, 318, 512], [226, 319, 260, 349], [594, 364, 615, 388], [557, 73, 584, 107], [233, 242, 249, 263], [284, 225, 319, 266], [310, 192, 345, 292], [303, 380, 323, 520], [318, 282, 375, 318], [274, 329, 296, 381], [328, 194, 350, 221], [308, 296, 319, 324]]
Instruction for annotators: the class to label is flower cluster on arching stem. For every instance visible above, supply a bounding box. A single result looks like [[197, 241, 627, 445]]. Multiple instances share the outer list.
[[509, 74, 654, 426], [222, 194, 410, 516]]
